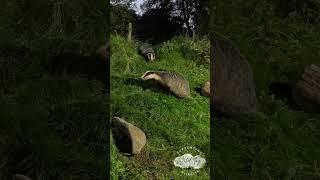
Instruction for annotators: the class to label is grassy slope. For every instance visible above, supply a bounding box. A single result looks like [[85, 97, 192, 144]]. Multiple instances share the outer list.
[[0, 41, 108, 179], [213, 96, 320, 179], [110, 35, 210, 179], [0, 1, 109, 179], [0, 75, 108, 179], [211, 0, 320, 179]]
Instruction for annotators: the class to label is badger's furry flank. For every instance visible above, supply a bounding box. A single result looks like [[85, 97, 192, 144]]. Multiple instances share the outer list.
[[141, 71, 190, 98]]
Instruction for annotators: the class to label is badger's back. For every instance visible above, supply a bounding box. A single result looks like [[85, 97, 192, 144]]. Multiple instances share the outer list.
[[157, 71, 190, 98], [139, 46, 154, 55]]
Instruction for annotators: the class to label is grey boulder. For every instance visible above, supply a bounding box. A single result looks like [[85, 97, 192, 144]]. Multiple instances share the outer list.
[[292, 64, 320, 112], [210, 38, 257, 116], [111, 117, 147, 155]]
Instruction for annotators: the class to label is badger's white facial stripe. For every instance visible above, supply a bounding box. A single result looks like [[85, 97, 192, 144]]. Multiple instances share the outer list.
[[141, 71, 152, 79], [150, 53, 155, 61], [146, 53, 155, 61]]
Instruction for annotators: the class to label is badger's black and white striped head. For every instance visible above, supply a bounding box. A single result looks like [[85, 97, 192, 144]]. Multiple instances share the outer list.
[[146, 52, 155, 61], [140, 71, 161, 81], [139, 46, 155, 62]]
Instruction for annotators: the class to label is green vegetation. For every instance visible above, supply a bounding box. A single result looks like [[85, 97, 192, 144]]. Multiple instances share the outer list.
[[110, 35, 210, 179], [211, 0, 320, 179], [0, 0, 109, 179], [0, 77, 108, 179]]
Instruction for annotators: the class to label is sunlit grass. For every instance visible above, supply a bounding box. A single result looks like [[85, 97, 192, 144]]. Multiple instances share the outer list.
[[110, 35, 210, 179]]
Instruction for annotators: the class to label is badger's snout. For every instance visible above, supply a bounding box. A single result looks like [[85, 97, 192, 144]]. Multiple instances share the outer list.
[[147, 53, 155, 61], [140, 71, 150, 80]]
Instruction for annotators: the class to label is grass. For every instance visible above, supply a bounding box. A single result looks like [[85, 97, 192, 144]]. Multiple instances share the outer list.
[[110, 35, 210, 179], [211, 0, 320, 179], [213, 93, 320, 179], [0, 45, 108, 179]]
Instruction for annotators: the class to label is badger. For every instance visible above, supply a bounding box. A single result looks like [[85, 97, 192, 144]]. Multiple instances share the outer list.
[[139, 45, 155, 62], [47, 44, 109, 92], [140, 71, 191, 98]]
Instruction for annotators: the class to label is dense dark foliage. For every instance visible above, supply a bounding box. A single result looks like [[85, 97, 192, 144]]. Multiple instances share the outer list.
[[110, 2, 138, 36], [0, 0, 109, 179], [111, 0, 209, 44], [135, 8, 183, 43], [210, 0, 320, 179]]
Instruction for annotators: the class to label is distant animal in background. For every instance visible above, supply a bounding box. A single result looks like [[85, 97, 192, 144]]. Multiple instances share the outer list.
[[47, 44, 109, 91], [139, 45, 155, 62], [140, 71, 190, 98]]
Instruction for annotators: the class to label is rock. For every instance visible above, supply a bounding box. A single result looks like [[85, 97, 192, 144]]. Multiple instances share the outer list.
[[13, 174, 32, 180], [111, 117, 146, 155], [210, 38, 257, 116], [201, 81, 210, 97], [292, 64, 320, 112]]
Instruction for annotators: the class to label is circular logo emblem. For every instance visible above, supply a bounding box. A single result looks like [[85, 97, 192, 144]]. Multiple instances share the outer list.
[[173, 146, 206, 176]]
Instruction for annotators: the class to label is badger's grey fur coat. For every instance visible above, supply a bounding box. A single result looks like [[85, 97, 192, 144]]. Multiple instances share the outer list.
[[141, 71, 190, 98]]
